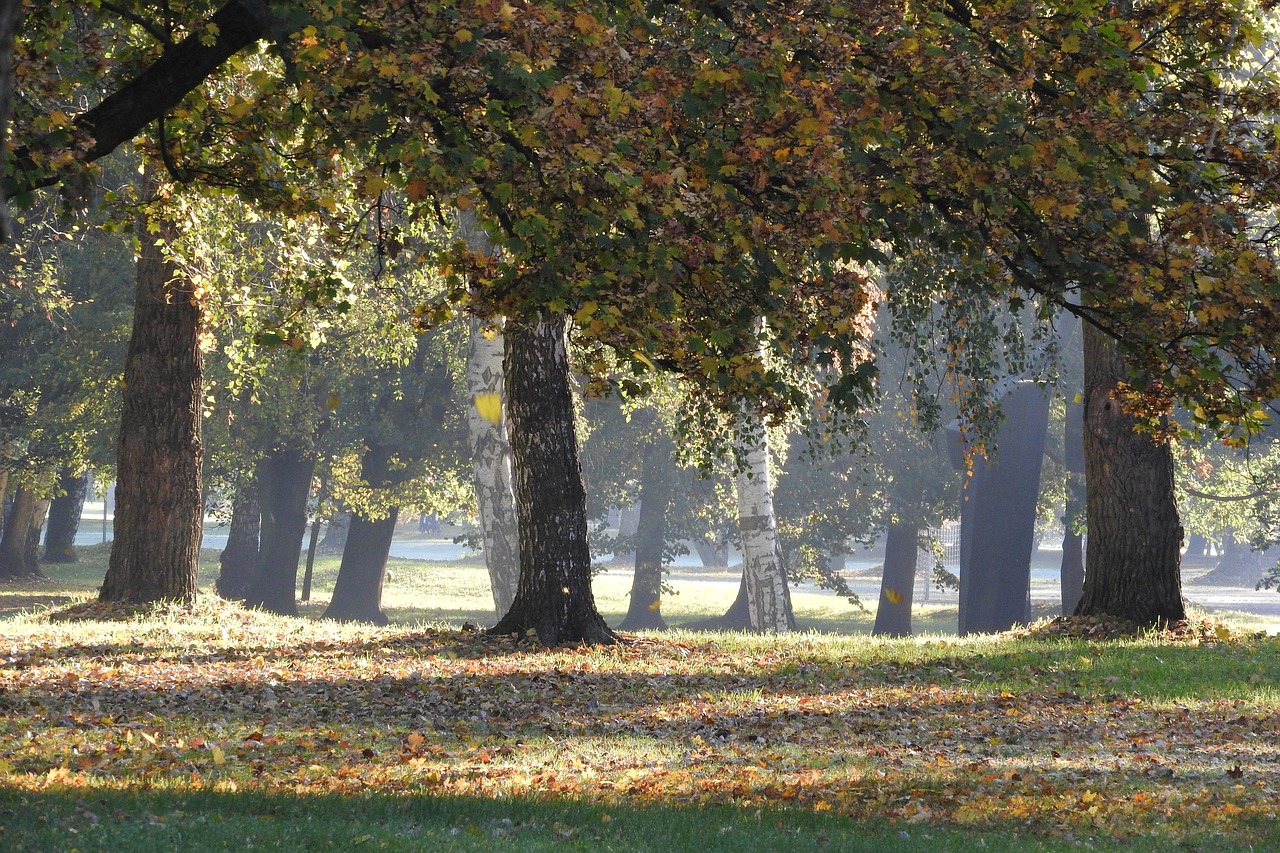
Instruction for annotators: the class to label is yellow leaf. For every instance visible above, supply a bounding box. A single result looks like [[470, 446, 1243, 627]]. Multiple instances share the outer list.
[[456, 193, 473, 210], [454, 28, 473, 43], [885, 588, 903, 604], [474, 392, 502, 425], [633, 351, 656, 370], [648, 600, 662, 611], [212, 745, 226, 765]]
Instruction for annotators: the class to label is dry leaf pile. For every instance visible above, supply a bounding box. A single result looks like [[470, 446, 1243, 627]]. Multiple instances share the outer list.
[[2, 608, 1278, 844]]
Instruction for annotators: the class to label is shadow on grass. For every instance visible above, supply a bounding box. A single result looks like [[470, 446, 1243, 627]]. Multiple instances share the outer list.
[[0, 784, 1195, 853]]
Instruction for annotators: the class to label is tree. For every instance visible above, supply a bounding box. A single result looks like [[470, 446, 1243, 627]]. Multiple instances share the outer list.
[[1074, 325, 1185, 624], [15, 0, 1280, 638], [955, 381, 1052, 634], [41, 467, 89, 563], [466, 318, 520, 619], [99, 170, 204, 604], [489, 317, 615, 645], [733, 404, 797, 633], [0, 482, 47, 578], [618, 431, 677, 632]]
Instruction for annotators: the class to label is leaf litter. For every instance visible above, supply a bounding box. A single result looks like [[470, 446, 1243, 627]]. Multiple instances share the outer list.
[[1, 600, 1279, 845]]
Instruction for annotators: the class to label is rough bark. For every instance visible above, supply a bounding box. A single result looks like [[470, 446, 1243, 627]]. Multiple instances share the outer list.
[[488, 316, 615, 646], [872, 520, 918, 637], [215, 486, 260, 601], [242, 446, 315, 616], [42, 468, 89, 563], [0, 484, 46, 578], [467, 317, 521, 619], [734, 407, 796, 633], [619, 435, 674, 631], [99, 195, 204, 605], [1075, 322, 1185, 625], [956, 381, 1049, 635], [324, 446, 397, 624]]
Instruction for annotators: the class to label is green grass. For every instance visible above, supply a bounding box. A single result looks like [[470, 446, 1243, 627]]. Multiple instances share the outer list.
[[5, 540, 1280, 850], [5, 786, 1246, 853]]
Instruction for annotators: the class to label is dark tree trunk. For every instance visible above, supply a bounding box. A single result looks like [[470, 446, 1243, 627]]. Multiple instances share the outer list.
[[1194, 532, 1267, 586], [1075, 323, 1185, 625], [1060, 396, 1086, 615], [873, 520, 918, 637], [324, 446, 396, 625], [619, 435, 674, 631], [100, 200, 204, 606], [694, 537, 729, 568], [318, 511, 350, 553], [956, 382, 1050, 634], [0, 0, 21, 239], [42, 468, 89, 563], [0, 484, 46, 578], [216, 486, 260, 600], [0, 468, 10, 540], [684, 573, 753, 631], [488, 317, 615, 646], [1183, 533, 1209, 559], [243, 446, 315, 616]]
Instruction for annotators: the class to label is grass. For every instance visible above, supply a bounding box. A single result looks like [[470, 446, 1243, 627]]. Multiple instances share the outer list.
[[4, 539, 1280, 851]]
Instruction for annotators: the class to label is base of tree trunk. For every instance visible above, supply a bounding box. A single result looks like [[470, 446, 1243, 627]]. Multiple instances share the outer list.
[[682, 574, 753, 631], [619, 608, 668, 632]]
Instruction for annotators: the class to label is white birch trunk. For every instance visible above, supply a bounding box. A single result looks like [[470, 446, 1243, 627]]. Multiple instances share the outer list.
[[468, 317, 521, 619], [459, 209, 521, 618], [734, 405, 795, 633]]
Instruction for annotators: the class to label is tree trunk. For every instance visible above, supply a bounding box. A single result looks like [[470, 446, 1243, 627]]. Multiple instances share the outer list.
[[873, 520, 918, 637], [614, 501, 641, 564], [0, 0, 22, 240], [619, 435, 674, 631], [1060, 396, 1086, 615], [0, 467, 10, 541], [1075, 322, 1185, 625], [488, 316, 615, 646], [0, 484, 46, 578], [215, 486, 260, 601], [42, 468, 89, 563], [694, 537, 729, 568], [318, 511, 350, 553], [99, 188, 204, 606], [242, 446, 315, 616], [467, 317, 521, 619], [322, 510, 397, 624], [735, 407, 796, 633], [324, 445, 396, 625], [1194, 532, 1267, 586]]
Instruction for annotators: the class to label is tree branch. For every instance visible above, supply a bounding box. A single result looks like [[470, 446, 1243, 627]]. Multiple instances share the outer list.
[[6, 0, 275, 198]]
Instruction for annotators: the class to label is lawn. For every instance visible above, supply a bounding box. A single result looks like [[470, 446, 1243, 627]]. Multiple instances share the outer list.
[[2, 542, 1279, 851]]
